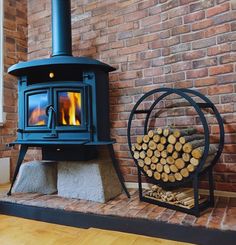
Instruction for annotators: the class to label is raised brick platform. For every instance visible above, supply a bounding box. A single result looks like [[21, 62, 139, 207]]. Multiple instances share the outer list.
[[0, 188, 235, 232]]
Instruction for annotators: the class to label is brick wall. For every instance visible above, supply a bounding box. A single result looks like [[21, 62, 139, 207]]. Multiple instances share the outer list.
[[0, 0, 27, 177], [11, 0, 236, 191]]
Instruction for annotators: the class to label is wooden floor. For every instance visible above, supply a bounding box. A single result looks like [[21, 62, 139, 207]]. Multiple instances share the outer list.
[[0, 215, 193, 245]]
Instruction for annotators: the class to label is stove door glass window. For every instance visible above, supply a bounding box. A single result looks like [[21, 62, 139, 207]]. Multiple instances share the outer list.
[[58, 91, 82, 126], [28, 92, 48, 126]]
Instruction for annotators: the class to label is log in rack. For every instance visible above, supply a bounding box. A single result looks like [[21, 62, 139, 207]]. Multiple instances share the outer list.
[[127, 88, 224, 217]]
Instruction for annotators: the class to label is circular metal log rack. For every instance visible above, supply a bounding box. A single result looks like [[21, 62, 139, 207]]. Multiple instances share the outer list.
[[127, 88, 224, 216]]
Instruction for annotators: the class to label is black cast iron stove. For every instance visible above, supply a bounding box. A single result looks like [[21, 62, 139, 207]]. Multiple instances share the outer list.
[[7, 0, 129, 197]]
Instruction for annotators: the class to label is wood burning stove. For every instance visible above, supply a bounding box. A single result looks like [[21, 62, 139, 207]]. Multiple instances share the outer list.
[[7, 0, 129, 197], [12, 68, 112, 144]]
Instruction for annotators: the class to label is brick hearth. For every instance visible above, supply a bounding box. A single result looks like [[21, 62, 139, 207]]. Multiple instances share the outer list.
[[0, 188, 235, 232]]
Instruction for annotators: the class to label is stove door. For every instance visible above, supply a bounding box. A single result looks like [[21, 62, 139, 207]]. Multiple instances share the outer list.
[[55, 87, 88, 132], [27, 90, 49, 127], [58, 91, 82, 126]]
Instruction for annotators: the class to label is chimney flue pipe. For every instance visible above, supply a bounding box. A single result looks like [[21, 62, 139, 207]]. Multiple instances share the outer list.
[[51, 0, 72, 56]]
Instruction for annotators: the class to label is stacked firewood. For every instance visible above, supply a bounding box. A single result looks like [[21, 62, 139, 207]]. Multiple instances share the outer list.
[[145, 185, 203, 209], [132, 126, 217, 182]]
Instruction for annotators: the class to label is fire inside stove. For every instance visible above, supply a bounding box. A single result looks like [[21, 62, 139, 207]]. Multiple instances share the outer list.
[[58, 91, 82, 126], [28, 92, 48, 126], [28, 91, 82, 127]]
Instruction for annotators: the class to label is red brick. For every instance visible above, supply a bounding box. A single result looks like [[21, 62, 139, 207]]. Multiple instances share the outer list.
[[192, 19, 213, 31], [182, 50, 206, 60], [205, 23, 230, 38], [184, 10, 205, 24], [141, 15, 161, 27], [186, 68, 208, 79], [164, 72, 185, 83], [193, 58, 217, 69], [217, 32, 236, 44], [172, 25, 190, 35], [138, 0, 158, 10], [180, 0, 196, 5], [207, 43, 231, 56], [162, 17, 182, 30], [213, 11, 236, 25], [208, 84, 234, 95], [172, 61, 192, 72], [161, 0, 180, 12], [231, 22, 236, 31], [224, 154, 236, 164], [163, 36, 180, 47], [190, 0, 214, 13], [108, 16, 123, 27], [118, 43, 148, 56], [125, 10, 147, 22], [149, 39, 163, 49], [220, 54, 236, 64], [192, 37, 216, 49], [164, 54, 182, 64], [206, 2, 230, 17], [181, 31, 204, 43], [209, 64, 234, 76], [169, 5, 189, 19], [194, 77, 217, 87], [174, 80, 193, 88]]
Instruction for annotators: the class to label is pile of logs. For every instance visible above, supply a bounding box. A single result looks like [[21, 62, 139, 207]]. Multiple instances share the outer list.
[[145, 185, 204, 209], [132, 126, 218, 182]]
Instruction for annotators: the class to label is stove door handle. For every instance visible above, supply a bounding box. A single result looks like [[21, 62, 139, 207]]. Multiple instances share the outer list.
[[46, 105, 56, 129]]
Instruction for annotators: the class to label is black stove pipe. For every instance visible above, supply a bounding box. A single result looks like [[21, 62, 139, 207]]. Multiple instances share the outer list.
[[51, 0, 72, 56]]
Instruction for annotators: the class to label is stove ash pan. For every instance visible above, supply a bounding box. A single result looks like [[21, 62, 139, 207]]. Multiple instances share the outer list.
[[11, 66, 114, 145]]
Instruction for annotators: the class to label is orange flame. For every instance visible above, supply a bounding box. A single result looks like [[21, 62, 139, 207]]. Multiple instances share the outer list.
[[29, 107, 46, 126], [60, 92, 81, 126]]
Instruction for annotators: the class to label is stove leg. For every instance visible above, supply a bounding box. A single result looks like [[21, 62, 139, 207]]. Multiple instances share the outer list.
[[108, 145, 130, 198], [7, 145, 28, 196]]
